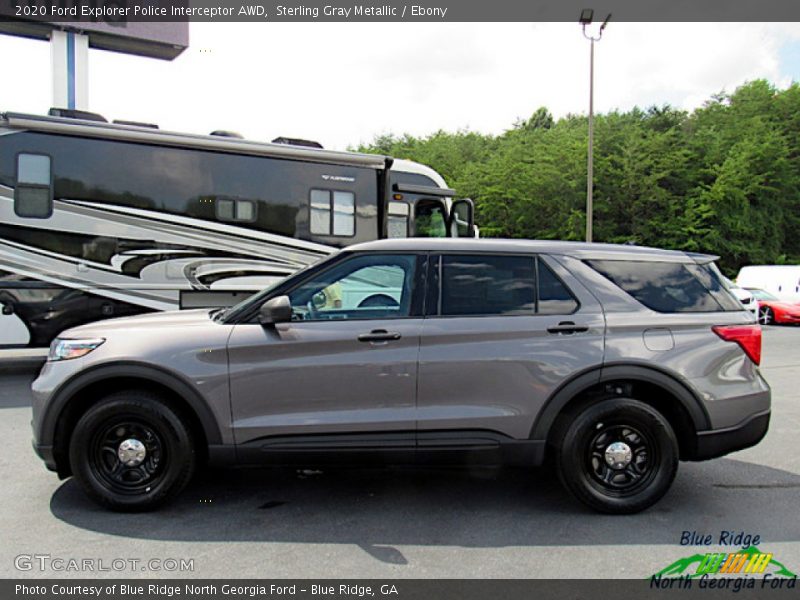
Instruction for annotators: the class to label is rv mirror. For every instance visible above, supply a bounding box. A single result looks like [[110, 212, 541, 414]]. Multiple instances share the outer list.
[[258, 295, 293, 326], [449, 199, 476, 238]]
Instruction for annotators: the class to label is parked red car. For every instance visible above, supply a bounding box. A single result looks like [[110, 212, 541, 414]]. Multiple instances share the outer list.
[[746, 288, 800, 325]]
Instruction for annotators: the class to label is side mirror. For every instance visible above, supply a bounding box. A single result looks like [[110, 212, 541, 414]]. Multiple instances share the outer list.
[[258, 295, 292, 326], [449, 198, 476, 238]]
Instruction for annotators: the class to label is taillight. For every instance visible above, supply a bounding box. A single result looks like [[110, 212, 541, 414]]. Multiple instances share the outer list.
[[712, 324, 762, 365]]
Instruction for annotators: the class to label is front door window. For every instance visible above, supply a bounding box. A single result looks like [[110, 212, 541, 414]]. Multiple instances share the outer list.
[[288, 254, 418, 321]]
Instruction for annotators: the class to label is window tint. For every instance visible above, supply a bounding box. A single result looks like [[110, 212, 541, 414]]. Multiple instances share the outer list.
[[387, 201, 410, 238], [288, 254, 417, 321], [441, 255, 535, 316], [587, 260, 737, 313], [236, 199, 255, 221], [538, 260, 579, 314], [310, 189, 331, 234], [18, 154, 51, 184], [310, 189, 355, 237], [217, 198, 235, 220], [332, 191, 355, 236], [688, 262, 744, 311], [216, 197, 256, 222], [415, 201, 448, 238], [15, 153, 52, 218]]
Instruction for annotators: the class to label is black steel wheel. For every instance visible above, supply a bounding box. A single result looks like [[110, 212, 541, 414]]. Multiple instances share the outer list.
[[89, 420, 166, 495], [555, 398, 678, 514], [69, 391, 195, 511]]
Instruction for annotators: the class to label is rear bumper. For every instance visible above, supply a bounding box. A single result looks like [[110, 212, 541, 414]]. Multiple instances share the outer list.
[[691, 410, 770, 461]]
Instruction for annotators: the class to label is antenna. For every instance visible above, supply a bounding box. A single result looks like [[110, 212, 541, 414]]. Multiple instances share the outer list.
[[600, 13, 612, 34]]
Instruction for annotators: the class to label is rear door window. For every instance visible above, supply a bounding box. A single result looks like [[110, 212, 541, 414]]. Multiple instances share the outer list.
[[436, 254, 579, 317], [440, 255, 536, 316]]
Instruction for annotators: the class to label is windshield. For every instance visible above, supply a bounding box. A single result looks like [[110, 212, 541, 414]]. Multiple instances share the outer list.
[[748, 289, 778, 301], [415, 200, 448, 237]]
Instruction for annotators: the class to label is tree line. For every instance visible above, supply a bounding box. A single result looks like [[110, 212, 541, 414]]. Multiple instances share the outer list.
[[356, 80, 800, 275]]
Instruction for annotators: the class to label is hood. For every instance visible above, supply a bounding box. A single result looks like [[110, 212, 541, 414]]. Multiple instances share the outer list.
[[58, 309, 215, 339]]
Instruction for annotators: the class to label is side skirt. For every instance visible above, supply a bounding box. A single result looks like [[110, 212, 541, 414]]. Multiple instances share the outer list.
[[210, 431, 547, 469]]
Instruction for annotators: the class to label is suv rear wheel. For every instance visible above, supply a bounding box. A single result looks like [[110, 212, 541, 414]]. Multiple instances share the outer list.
[[69, 391, 195, 511], [555, 398, 678, 514]]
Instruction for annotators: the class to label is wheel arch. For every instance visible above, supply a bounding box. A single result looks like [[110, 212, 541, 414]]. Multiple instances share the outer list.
[[44, 362, 223, 477], [531, 364, 711, 460]]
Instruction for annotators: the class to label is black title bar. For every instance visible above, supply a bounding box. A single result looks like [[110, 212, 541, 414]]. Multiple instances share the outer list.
[[2, 0, 800, 23]]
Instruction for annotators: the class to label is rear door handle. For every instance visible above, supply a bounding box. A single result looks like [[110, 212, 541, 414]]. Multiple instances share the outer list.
[[547, 321, 589, 335], [358, 329, 402, 342]]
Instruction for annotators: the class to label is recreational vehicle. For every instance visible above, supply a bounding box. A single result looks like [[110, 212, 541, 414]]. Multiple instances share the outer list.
[[0, 109, 474, 347]]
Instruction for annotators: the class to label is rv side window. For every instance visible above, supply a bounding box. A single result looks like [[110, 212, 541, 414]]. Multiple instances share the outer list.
[[216, 198, 256, 222], [309, 189, 355, 237], [14, 153, 53, 219], [387, 201, 410, 238]]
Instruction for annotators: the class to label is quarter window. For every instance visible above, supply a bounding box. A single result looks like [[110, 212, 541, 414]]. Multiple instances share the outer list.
[[587, 259, 738, 313], [15, 153, 53, 218], [538, 260, 579, 314], [310, 189, 355, 236]]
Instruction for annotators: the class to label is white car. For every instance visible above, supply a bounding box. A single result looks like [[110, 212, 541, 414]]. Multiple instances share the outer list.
[[723, 277, 758, 317]]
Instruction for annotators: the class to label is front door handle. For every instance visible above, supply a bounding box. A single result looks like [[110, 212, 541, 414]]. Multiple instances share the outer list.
[[547, 321, 589, 335], [358, 329, 402, 342]]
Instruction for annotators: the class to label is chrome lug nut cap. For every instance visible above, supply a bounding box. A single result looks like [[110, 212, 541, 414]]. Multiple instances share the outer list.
[[604, 441, 632, 470], [117, 439, 147, 467]]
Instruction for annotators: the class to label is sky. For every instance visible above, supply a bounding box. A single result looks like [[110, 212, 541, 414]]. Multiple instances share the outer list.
[[2, 22, 800, 150]]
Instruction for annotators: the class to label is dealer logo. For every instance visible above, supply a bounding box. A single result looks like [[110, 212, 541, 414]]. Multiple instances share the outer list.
[[653, 545, 796, 579], [651, 532, 797, 591]]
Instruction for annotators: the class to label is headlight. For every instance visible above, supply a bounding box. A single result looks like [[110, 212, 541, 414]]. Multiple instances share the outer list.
[[48, 338, 105, 361]]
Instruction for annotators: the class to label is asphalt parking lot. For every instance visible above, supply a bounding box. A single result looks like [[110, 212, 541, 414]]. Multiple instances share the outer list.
[[1, 326, 799, 579]]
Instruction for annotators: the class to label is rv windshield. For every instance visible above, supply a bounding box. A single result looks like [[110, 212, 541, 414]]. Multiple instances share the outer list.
[[415, 201, 448, 237]]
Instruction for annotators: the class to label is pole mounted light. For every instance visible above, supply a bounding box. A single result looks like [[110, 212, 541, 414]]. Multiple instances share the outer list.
[[580, 9, 610, 243]]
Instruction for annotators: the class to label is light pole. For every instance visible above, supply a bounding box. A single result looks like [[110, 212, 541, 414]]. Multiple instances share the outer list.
[[580, 9, 610, 243]]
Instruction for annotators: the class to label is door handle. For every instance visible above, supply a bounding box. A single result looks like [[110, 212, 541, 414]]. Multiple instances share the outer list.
[[547, 321, 589, 335], [358, 329, 402, 342]]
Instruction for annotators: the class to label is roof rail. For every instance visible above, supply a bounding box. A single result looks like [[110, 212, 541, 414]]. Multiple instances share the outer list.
[[48, 107, 107, 122], [113, 119, 159, 129], [272, 136, 323, 149]]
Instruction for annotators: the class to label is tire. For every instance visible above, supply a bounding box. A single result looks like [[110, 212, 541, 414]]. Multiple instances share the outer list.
[[69, 391, 195, 511], [759, 306, 774, 326], [554, 398, 678, 514]]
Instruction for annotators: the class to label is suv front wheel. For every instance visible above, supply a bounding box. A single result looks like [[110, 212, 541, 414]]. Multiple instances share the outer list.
[[555, 398, 678, 514], [69, 391, 196, 511]]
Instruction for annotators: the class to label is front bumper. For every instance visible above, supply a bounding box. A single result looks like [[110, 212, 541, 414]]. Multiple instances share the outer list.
[[32, 439, 57, 472], [691, 410, 770, 461]]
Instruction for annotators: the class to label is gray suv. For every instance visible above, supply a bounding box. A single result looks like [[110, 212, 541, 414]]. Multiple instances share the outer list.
[[31, 239, 770, 514]]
